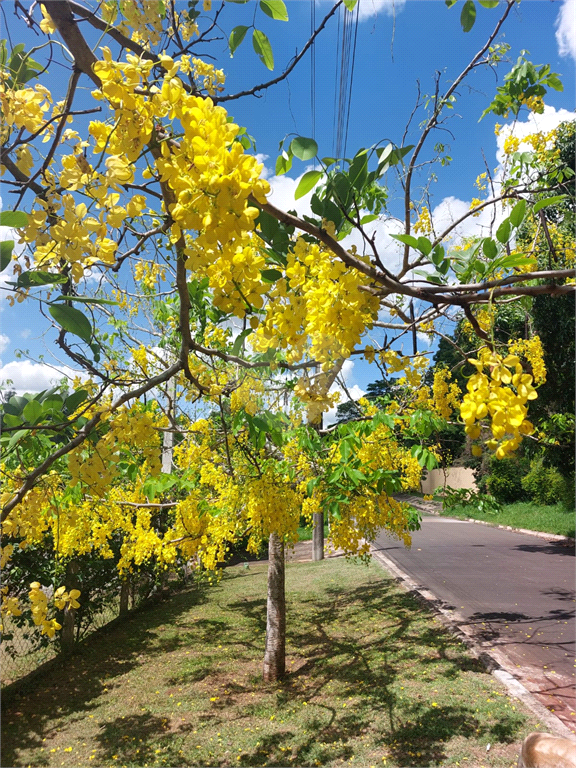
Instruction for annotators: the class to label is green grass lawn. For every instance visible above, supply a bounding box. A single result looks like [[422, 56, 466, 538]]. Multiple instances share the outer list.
[[2, 557, 542, 768], [297, 523, 330, 542], [437, 500, 575, 538]]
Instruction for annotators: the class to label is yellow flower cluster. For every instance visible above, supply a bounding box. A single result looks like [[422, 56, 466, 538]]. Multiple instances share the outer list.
[[68, 407, 161, 495], [253, 237, 379, 368], [432, 368, 461, 419], [381, 350, 428, 388], [460, 348, 537, 458], [330, 495, 413, 557], [0, 82, 52, 136], [413, 206, 432, 235], [192, 58, 226, 97], [293, 373, 340, 424], [509, 335, 547, 385], [470, 198, 483, 217], [503, 135, 520, 155], [134, 260, 166, 291], [28, 582, 67, 638], [230, 376, 264, 415], [243, 470, 301, 549], [521, 95, 545, 114]]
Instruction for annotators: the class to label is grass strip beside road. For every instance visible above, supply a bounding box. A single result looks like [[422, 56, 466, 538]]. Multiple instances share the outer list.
[[2, 557, 542, 768], [435, 501, 575, 539]]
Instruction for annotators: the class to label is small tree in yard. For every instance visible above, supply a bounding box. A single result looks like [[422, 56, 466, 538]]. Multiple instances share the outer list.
[[1, 0, 574, 681]]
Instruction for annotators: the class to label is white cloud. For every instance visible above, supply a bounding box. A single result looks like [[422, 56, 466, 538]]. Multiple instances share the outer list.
[[266, 168, 316, 220], [0, 333, 9, 355], [324, 358, 366, 426], [422, 105, 576, 252], [556, 0, 576, 60], [20, 328, 31, 339], [355, 0, 406, 21], [495, 104, 576, 167], [0, 360, 80, 396]]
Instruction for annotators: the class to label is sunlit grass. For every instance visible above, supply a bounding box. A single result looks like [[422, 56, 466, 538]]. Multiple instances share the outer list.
[[438, 501, 575, 538], [2, 557, 540, 767]]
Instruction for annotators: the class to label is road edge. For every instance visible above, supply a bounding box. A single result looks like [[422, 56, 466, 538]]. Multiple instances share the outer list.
[[370, 544, 575, 739], [396, 495, 575, 547]]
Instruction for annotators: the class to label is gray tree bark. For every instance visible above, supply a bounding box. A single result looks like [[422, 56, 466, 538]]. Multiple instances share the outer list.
[[263, 532, 286, 682], [312, 512, 324, 561], [60, 560, 79, 655], [119, 577, 130, 616]]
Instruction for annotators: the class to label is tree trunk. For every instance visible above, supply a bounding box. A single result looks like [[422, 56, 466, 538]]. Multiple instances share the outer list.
[[119, 577, 130, 616], [312, 511, 324, 561], [60, 560, 79, 655], [263, 532, 285, 682]]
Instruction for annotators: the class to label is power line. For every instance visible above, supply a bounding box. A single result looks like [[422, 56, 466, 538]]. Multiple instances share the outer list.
[[310, 0, 316, 151], [332, 1, 359, 164]]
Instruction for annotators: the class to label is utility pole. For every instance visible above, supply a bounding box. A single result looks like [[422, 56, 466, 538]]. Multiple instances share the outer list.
[[162, 377, 177, 474]]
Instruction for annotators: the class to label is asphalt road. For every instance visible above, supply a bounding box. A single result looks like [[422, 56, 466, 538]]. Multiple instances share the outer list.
[[373, 514, 576, 733]]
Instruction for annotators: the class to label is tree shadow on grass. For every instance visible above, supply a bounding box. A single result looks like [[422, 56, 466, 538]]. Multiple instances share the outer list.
[[1, 583, 210, 768], [378, 702, 525, 766], [2, 566, 531, 768], [225, 578, 525, 766]]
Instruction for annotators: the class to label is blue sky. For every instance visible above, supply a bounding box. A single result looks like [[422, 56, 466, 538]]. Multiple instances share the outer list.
[[0, 0, 574, 408]]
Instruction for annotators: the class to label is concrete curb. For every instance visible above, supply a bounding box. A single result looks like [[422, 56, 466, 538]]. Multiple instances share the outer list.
[[370, 544, 575, 739], [398, 495, 575, 548]]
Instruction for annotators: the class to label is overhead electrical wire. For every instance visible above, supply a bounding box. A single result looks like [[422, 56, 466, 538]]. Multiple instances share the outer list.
[[332, 0, 360, 164], [310, 0, 316, 155]]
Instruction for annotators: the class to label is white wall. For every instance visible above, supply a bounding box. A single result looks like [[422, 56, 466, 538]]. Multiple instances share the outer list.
[[420, 466, 478, 495]]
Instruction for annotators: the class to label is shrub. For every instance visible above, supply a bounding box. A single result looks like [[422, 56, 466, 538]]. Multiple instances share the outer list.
[[522, 458, 573, 507], [484, 456, 528, 503]]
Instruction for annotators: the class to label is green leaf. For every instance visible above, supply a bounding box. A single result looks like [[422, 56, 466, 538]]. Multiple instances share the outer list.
[[360, 214, 378, 225], [252, 29, 274, 70], [546, 74, 563, 92], [0, 240, 14, 272], [17, 271, 67, 287], [229, 25, 249, 55], [321, 157, 337, 167], [42, 395, 64, 413], [290, 136, 318, 161], [232, 328, 252, 356], [510, 199, 526, 228], [0, 210, 28, 227], [346, 467, 367, 486], [343, 0, 358, 9], [294, 170, 323, 200], [8, 395, 29, 413], [49, 304, 92, 343], [417, 236, 432, 256], [496, 217, 511, 244], [340, 439, 351, 462], [460, 0, 476, 31], [390, 233, 419, 248], [275, 153, 292, 176], [306, 477, 319, 497], [64, 390, 88, 414], [23, 399, 43, 424], [482, 238, 498, 259], [478, 0, 499, 7], [259, 0, 288, 21], [445, 0, 458, 6], [260, 269, 283, 283], [532, 195, 567, 214], [2, 414, 22, 428], [51, 295, 119, 306], [8, 429, 28, 451]]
